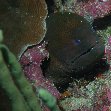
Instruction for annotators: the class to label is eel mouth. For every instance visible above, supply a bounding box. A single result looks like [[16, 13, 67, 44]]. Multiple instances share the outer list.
[[67, 41, 105, 73], [71, 45, 96, 64]]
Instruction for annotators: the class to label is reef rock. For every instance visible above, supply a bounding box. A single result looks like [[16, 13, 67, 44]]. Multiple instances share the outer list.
[[20, 42, 61, 99]]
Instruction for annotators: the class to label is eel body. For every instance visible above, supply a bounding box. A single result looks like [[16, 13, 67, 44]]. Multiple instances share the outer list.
[[44, 12, 105, 90]]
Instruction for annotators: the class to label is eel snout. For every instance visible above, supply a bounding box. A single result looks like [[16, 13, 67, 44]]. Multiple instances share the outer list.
[[68, 40, 105, 75]]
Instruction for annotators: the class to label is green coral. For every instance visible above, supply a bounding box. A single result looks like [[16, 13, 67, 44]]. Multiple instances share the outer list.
[[0, 30, 60, 111], [0, 30, 3, 42], [0, 30, 42, 111], [38, 88, 60, 111]]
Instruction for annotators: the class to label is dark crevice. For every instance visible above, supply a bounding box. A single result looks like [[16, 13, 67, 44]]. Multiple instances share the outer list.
[[45, 0, 55, 14], [41, 57, 51, 77], [93, 12, 111, 30]]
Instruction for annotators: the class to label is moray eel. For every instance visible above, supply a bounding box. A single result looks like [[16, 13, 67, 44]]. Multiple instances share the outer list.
[[43, 12, 105, 91]]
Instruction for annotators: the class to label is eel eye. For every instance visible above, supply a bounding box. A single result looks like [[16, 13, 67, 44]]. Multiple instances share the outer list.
[[72, 39, 81, 45]]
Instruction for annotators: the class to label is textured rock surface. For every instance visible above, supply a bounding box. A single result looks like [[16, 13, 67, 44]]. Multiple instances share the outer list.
[[59, 74, 111, 111], [0, 0, 47, 57], [63, 0, 111, 21], [20, 42, 61, 99]]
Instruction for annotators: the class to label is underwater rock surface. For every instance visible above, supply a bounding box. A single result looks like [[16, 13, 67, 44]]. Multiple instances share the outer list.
[[20, 42, 61, 99], [44, 12, 105, 91]]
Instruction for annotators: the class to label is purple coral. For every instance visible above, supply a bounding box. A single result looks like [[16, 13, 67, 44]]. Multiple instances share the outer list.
[[70, 0, 111, 19], [19, 41, 61, 99], [105, 36, 111, 66]]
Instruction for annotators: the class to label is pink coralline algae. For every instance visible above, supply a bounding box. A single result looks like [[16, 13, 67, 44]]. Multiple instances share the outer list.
[[60, 75, 111, 111], [71, 0, 111, 19], [19, 41, 61, 99], [105, 36, 111, 66]]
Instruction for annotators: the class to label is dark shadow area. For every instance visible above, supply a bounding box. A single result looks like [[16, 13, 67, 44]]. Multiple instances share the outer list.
[[41, 57, 51, 77], [45, 0, 55, 14], [93, 12, 111, 30], [0, 88, 11, 111]]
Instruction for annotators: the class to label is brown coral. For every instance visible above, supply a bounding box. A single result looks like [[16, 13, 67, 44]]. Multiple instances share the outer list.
[[0, 0, 47, 57]]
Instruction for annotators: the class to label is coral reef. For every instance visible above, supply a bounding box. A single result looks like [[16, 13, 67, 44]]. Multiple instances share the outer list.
[[59, 74, 111, 111], [1, 0, 111, 111], [0, 0, 47, 57], [63, 0, 111, 22]]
